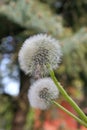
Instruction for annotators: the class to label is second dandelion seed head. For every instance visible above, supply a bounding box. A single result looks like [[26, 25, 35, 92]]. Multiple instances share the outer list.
[[28, 78, 59, 110]]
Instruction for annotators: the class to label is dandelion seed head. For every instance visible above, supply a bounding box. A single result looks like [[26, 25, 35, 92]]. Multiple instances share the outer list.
[[28, 78, 59, 110], [18, 34, 62, 76]]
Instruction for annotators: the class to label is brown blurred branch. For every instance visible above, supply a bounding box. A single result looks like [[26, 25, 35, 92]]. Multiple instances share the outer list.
[[11, 70, 30, 130]]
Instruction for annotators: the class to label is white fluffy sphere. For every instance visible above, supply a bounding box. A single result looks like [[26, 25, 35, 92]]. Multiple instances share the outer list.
[[28, 78, 59, 110], [18, 34, 62, 75]]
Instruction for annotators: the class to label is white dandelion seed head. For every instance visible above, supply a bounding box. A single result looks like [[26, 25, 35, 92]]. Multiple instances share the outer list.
[[28, 78, 59, 110], [18, 34, 62, 76]]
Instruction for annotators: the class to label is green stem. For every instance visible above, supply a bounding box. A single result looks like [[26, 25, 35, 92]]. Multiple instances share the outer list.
[[52, 100, 87, 127], [50, 69, 87, 123]]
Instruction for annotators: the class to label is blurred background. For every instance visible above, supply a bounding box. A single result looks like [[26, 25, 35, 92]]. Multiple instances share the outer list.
[[0, 0, 87, 130]]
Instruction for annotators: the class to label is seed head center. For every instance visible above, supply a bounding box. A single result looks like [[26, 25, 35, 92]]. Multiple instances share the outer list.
[[33, 48, 49, 66], [39, 88, 50, 100]]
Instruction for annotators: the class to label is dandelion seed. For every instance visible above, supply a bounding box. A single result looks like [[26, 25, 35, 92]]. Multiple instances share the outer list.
[[18, 34, 62, 76], [28, 78, 59, 110]]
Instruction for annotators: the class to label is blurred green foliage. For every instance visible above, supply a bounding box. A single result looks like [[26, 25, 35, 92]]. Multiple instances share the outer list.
[[62, 28, 87, 78], [0, 95, 13, 130], [0, 0, 64, 38], [41, 0, 87, 29]]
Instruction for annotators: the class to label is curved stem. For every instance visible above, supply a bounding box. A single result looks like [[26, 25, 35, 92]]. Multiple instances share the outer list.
[[50, 69, 87, 123], [52, 101, 87, 127]]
